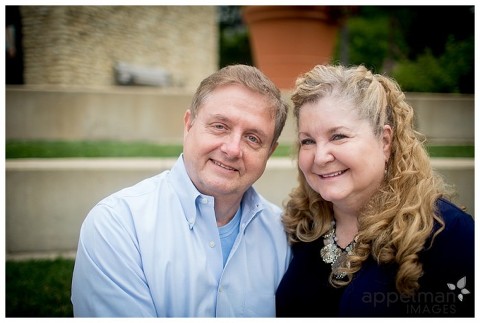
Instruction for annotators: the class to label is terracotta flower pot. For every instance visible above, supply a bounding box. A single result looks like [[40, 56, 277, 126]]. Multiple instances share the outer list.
[[243, 6, 342, 89]]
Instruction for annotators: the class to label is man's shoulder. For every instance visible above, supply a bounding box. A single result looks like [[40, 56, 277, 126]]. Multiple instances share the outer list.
[[259, 195, 282, 214], [82, 171, 173, 232], [245, 187, 282, 215], [104, 171, 169, 202]]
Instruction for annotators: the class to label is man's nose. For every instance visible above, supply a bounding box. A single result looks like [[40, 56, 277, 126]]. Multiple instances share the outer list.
[[221, 134, 243, 158]]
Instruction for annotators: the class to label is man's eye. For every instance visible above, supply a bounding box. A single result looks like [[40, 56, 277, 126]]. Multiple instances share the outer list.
[[213, 124, 226, 130], [247, 135, 260, 144]]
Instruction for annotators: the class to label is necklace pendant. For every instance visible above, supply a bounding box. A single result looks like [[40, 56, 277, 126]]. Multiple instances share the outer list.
[[320, 220, 356, 280], [332, 252, 349, 279], [320, 243, 340, 264]]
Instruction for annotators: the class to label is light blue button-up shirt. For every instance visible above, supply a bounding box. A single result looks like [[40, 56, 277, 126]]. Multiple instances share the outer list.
[[71, 155, 292, 317]]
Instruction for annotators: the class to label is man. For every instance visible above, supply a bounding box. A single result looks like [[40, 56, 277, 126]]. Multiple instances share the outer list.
[[71, 64, 292, 317]]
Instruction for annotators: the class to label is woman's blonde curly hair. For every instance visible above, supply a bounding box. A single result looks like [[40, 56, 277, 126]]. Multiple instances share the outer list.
[[283, 64, 448, 296]]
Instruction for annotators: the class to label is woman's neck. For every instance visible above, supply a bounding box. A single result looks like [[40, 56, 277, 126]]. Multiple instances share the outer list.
[[332, 206, 359, 248]]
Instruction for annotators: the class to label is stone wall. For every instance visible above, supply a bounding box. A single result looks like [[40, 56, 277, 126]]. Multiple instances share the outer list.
[[20, 6, 218, 89]]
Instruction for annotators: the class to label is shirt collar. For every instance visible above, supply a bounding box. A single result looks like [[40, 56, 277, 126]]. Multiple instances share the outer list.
[[239, 185, 264, 227], [168, 154, 266, 229]]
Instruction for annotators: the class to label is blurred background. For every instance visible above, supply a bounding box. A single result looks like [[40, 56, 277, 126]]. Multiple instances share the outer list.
[[6, 6, 474, 91], [219, 6, 473, 93], [4, 5, 474, 317]]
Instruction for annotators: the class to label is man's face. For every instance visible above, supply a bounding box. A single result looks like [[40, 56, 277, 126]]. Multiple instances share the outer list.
[[183, 84, 278, 200]]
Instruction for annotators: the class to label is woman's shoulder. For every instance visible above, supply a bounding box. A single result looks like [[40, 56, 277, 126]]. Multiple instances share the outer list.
[[435, 198, 474, 235], [290, 237, 324, 255], [425, 198, 474, 260], [418, 199, 475, 316]]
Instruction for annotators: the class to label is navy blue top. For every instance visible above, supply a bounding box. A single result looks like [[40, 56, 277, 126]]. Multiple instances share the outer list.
[[276, 199, 474, 317]]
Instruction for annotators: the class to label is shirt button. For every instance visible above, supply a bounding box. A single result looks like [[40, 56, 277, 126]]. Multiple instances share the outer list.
[[201, 197, 208, 204], [209, 241, 215, 248]]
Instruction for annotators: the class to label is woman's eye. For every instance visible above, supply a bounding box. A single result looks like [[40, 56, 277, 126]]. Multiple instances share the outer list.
[[300, 139, 314, 145], [331, 134, 347, 141]]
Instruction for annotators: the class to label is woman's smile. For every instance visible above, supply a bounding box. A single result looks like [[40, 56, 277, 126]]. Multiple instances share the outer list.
[[318, 169, 348, 179]]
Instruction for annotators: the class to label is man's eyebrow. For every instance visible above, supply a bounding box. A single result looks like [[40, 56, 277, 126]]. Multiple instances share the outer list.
[[208, 113, 269, 140], [208, 113, 230, 122], [251, 128, 268, 140]]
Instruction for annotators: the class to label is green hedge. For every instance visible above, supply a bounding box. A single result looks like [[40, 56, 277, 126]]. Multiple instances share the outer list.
[[5, 140, 473, 159]]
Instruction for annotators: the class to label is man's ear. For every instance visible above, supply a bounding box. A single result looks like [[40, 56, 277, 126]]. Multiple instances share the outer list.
[[184, 109, 193, 135]]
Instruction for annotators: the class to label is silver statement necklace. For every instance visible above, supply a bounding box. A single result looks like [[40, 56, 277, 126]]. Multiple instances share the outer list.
[[320, 220, 356, 279]]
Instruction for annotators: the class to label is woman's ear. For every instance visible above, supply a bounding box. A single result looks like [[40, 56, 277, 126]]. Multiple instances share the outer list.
[[382, 124, 393, 161]]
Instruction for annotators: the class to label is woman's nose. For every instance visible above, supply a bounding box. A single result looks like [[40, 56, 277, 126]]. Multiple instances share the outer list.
[[314, 145, 334, 165]]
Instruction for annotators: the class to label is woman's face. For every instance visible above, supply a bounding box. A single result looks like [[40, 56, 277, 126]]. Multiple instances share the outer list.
[[297, 96, 392, 213]]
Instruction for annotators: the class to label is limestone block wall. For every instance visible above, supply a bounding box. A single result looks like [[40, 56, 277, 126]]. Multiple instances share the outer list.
[[20, 6, 218, 89]]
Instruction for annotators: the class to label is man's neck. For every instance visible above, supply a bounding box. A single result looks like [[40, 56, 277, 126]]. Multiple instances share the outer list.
[[214, 196, 243, 227]]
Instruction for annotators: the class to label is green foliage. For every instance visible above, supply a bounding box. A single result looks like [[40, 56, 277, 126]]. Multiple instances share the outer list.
[[392, 36, 474, 93], [392, 50, 452, 93], [331, 6, 474, 93], [6, 259, 74, 317], [220, 27, 252, 67], [218, 6, 253, 67], [335, 15, 396, 72]]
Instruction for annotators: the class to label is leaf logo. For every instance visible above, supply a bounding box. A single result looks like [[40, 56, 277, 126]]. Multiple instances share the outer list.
[[447, 276, 470, 301]]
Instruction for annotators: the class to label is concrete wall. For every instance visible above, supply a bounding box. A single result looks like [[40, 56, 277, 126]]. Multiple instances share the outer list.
[[20, 6, 218, 89], [5, 157, 474, 258], [407, 93, 475, 144], [5, 88, 474, 258], [5, 87, 474, 145], [6, 86, 191, 144]]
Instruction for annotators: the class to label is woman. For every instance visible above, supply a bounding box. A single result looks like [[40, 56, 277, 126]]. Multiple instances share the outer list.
[[275, 64, 474, 317]]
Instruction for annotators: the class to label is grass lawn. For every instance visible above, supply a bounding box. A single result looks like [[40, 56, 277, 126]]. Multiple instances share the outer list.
[[6, 258, 74, 317], [5, 140, 294, 158], [5, 140, 474, 158]]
